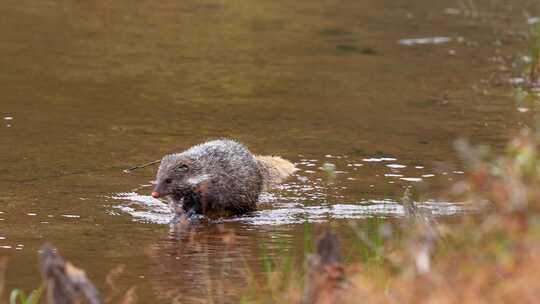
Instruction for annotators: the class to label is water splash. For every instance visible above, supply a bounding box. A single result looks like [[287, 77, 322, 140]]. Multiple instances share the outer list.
[[111, 192, 173, 224]]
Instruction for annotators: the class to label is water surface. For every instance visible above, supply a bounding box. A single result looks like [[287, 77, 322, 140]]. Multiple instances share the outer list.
[[0, 0, 535, 302]]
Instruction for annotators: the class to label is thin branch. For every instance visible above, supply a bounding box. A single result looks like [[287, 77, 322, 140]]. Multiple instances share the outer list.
[[123, 160, 161, 173]]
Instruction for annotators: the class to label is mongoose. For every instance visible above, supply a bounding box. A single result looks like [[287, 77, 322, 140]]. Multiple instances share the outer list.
[[151, 139, 296, 218]]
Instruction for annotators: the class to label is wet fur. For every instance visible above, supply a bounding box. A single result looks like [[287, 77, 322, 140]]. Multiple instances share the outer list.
[[153, 139, 295, 218]]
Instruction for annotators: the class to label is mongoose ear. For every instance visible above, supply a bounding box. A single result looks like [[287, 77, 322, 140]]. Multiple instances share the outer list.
[[175, 164, 189, 173]]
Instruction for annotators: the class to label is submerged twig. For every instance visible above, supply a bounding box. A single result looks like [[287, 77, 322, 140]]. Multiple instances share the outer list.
[[123, 160, 161, 173]]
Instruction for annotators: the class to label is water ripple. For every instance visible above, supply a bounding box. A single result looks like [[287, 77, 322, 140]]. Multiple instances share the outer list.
[[111, 192, 478, 226]]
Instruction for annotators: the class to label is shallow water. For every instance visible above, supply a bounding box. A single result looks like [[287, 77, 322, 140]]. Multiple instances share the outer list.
[[0, 0, 536, 302]]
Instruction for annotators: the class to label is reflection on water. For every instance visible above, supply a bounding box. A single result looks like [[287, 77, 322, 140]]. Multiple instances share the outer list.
[[144, 224, 276, 303], [0, 0, 534, 302]]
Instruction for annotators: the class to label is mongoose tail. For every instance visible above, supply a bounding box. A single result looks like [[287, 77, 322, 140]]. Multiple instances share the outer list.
[[255, 155, 297, 191]]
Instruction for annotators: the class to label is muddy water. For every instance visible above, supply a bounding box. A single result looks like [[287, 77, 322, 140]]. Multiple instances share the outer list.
[[0, 0, 535, 302]]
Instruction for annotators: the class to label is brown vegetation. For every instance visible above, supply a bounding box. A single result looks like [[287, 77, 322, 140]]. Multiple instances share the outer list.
[[252, 129, 540, 304]]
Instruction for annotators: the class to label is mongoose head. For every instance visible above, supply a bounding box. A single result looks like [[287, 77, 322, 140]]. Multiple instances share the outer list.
[[151, 154, 206, 200]]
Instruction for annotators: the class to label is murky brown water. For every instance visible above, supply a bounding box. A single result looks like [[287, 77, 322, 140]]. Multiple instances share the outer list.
[[0, 0, 536, 302]]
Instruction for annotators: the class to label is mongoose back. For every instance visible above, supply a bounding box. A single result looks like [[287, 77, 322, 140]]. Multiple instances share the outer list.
[[151, 139, 296, 218]]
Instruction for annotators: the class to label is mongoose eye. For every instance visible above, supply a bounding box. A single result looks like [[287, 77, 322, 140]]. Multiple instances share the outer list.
[[164, 178, 172, 184]]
